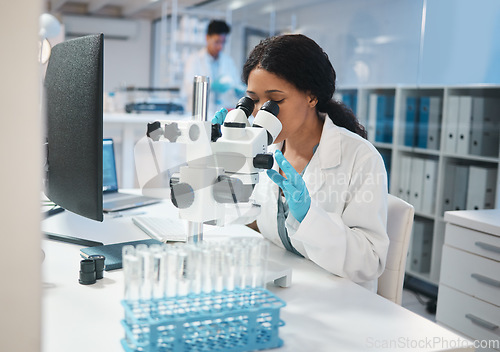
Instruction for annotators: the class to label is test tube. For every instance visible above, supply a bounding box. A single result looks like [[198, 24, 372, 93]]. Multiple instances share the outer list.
[[122, 245, 141, 350], [211, 246, 225, 292], [233, 243, 248, 289], [164, 245, 179, 298], [150, 244, 166, 300], [122, 245, 140, 301], [136, 244, 153, 301], [259, 240, 270, 287], [224, 249, 236, 292], [200, 243, 213, 294], [175, 246, 190, 297], [250, 239, 269, 288], [188, 246, 202, 295]]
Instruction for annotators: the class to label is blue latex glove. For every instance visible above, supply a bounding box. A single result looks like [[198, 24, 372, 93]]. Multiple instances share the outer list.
[[212, 108, 228, 124], [266, 150, 311, 223], [211, 79, 231, 93]]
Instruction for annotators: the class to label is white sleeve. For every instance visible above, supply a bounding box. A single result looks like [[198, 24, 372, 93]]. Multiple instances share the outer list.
[[287, 153, 389, 284]]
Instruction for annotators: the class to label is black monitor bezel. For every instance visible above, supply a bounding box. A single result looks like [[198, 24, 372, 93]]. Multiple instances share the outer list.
[[44, 33, 104, 222]]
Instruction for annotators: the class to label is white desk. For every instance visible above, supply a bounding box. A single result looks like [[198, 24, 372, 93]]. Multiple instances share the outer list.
[[41, 201, 474, 352]]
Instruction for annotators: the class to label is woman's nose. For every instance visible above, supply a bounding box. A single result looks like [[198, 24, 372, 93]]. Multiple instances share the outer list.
[[253, 103, 263, 116]]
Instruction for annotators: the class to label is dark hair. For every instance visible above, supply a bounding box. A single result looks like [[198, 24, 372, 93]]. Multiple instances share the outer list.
[[242, 34, 366, 138], [207, 20, 231, 36]]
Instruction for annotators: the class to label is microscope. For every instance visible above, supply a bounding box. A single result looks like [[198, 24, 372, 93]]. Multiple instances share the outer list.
[[145, 76, 282, 242]]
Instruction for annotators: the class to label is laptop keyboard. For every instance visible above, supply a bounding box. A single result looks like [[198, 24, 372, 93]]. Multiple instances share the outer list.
[[132, 216, 187, 242], [103, 195, 159, 212]]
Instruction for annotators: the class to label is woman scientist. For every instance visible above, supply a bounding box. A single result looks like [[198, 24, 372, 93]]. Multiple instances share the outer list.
[[215, 34, 389, 292]]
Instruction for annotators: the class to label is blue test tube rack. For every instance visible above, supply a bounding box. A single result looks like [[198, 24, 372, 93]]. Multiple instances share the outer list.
[[120, 287, 285, 352]]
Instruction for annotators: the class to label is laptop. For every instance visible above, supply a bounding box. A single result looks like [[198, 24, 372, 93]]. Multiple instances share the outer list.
[[102, 138, 160, 212]]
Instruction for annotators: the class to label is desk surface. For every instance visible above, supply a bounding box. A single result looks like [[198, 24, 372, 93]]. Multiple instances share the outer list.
[[42, 201, 474, 352], [445, 209, 500, 237]]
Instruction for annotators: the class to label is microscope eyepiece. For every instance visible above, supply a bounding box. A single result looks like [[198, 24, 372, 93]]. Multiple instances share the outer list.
[[260, 100, 279, 117], [235, 96, 255, 118], [252, 100, 282, 146]]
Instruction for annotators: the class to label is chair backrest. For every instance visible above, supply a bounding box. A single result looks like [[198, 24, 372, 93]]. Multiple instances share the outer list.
[[377, 194, 414, 305]]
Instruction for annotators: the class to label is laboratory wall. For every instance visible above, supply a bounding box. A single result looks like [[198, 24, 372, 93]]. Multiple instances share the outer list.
[[420, 0, 500, 85], [228, 0, 424, 87], [62, 15, 152, 93], [59, 0, 500, 94], [220, 0, 500, 87]]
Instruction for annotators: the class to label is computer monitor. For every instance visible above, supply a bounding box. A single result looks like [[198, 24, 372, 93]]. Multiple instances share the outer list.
[[44, 33, 104, 222]]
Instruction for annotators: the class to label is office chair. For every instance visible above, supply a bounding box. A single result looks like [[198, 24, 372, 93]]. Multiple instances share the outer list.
[[377, 194, 414, 305]]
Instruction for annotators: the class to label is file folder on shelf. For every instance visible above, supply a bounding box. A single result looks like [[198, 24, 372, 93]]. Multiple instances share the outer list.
[[341, 92, 352, 110], [409, 157, 425, 213], [368, 93, 394, 144], [367, 93, 378, 143], [341, 92, 357, 116], [456, 96, 472, 155], [422, 159, 438, 215], [417, 97, 430, 149], [379, 149, 392, 188], [410, 219, 433, 273], [398, 155, 412, 202], [375, 95, 387, 143], [466, 166, 497, 210], [352, 94, 358, 115], [452, 165, 469, 211], [444, 96, 460, 153], [404, 96, 418, 147], [383, 95, 395, 144], [427, 97, 442, 150], [469, 97, 500, 157], [442, 163, 456, 213]]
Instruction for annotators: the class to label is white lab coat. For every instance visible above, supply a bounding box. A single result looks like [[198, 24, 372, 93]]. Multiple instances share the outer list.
[[182, 47, 241, 118], [252, 116, 389, 292]]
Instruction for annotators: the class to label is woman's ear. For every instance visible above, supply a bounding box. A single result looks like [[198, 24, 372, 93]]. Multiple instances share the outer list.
[[308, 94, 318, 108]]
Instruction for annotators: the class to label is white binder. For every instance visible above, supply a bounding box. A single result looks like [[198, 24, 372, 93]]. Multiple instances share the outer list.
[[367, 93, 378, 143], [456, 96, 472, 155], [452, 165, 469, 211], [409, 220, 433, 273], [427, 97, 442, 150], [466, 166, 498, 210], [444, 96, 460, 153], [398, 155, 412, 202], [442, 163, 456, 213], [469, 97, 500, 157], [409, 157, 425, 213], [422, 159, 438, 215]]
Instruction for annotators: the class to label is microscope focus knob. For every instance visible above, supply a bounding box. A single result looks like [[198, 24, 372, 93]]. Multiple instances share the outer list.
[[253, 153, 274, 169], [146, 121, 163, 141]]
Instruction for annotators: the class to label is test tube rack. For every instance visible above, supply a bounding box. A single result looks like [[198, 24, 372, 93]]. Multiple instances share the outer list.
[[120, 287, 286, 352]]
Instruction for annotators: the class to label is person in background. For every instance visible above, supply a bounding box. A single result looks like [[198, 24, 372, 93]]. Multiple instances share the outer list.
[[182, 19, 244, 118], [213, 34, 389, 293]]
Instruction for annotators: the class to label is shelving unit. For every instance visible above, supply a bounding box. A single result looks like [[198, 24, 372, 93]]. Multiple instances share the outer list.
[[153, 3, 228, 88], [338, 85, 500, 288]]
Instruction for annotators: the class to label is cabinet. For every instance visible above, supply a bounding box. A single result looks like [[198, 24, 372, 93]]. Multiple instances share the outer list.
[[336, 85, 500, 287], [436, 210, 500, 351]]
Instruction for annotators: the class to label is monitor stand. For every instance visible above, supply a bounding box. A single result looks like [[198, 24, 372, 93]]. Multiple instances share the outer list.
[[42, 207, 103, 247], [44, 231, 103, 247]]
